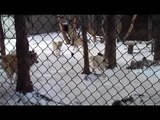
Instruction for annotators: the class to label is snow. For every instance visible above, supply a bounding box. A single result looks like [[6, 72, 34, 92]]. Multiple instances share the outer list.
[[0, 32, 160, 105]]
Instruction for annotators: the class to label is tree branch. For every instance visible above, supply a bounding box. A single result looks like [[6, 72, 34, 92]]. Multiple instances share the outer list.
[[123, 15, 137, 40]]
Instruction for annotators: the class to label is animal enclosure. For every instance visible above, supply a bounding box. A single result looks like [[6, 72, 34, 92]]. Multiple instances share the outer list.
[[0, 15, 160, 105]]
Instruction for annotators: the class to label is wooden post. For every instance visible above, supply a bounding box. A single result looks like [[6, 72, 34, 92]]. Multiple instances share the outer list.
[[128, 45, 134, 54], [124, 41, 136, 54]]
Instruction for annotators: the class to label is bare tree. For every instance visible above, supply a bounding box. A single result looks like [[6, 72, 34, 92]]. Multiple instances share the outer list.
[[81, 15, 91, 75], [0, 15, 6, 57], [103, 15, 117, 69], [122, 15, 137, 41], [14, 15, 33, 94], [148, 15, 152, 41], [123, 15, 137, 54], [117, 15, 138, 54]]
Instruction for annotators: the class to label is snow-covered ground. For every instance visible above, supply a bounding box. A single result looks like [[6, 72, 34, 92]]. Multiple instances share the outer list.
[[0, 32, 160, 105]]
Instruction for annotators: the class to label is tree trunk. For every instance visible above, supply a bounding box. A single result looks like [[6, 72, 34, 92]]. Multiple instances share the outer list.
[[81, 16, 91, 75], [116, 15, 122, 42], [122, 15, 137, 41], [151, 41, 154, 53], [147, 15, 154, 53], [0, 15, 6, 56], [104, 15, 117, 69], [128, 45, 134, 54], [152, 15, 160, 61], [148, 15, 152, 41], [154, 39, 160, 61], [14, 15, 33, 94]]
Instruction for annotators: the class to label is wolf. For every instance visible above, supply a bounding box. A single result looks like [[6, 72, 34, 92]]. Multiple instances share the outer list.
[[52, 41, 63, 56], [73, 38, 83, 51], [89, 52, 109, 74], [126, 57, 155, 69], [0, 50, 39, 85]]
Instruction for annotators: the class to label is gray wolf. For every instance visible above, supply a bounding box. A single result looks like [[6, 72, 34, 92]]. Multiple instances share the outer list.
[[126, 57, 155, 69], [52, 41, 63, 56], [0, 50, 39, 85], [73, 38, 83, 51], [89, 53, 109, 74]]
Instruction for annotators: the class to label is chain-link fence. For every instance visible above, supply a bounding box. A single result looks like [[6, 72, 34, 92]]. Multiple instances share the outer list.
[[0, 15, 160, 105]]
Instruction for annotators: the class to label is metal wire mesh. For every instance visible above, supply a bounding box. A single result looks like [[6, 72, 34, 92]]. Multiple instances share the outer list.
[[0, 15, 160, 105]]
